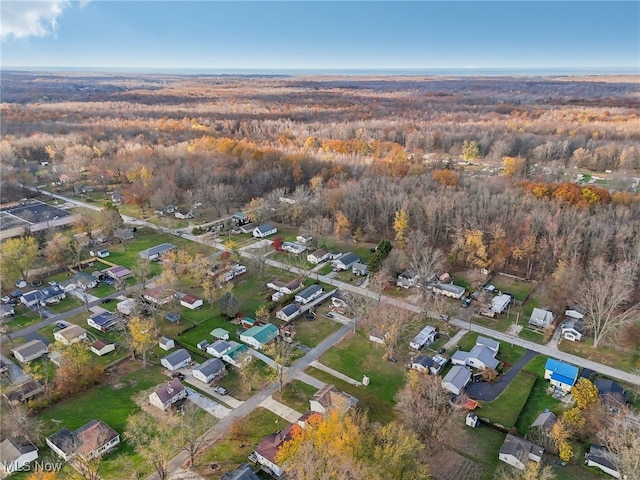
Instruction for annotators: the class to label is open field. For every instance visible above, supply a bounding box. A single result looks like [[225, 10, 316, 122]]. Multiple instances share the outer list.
[[272, 379, 318, 413], [292, 315, 342, 347], [558, 338, 640, 372], [476, 371, 537, 428]]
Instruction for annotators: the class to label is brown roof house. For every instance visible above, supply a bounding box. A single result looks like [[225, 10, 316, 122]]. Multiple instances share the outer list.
[[309, 385, 358, 415], [149, 378, 188, 411], [47, 420, 120, 462], [252, 423, 297, 477]]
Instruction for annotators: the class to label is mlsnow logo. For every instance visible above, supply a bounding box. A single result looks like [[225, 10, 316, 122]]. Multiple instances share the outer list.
[[1, 461, 64, 472]]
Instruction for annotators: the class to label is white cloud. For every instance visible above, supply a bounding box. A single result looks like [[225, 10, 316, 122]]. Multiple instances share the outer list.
[[1, 1, 72, 40]]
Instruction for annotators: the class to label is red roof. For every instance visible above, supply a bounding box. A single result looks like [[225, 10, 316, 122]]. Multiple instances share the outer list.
[[181, 294, 200, 304]]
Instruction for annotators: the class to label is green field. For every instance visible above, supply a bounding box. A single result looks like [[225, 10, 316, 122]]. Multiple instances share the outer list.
[[293, 315, 342, 347], [272, 379, 319, 413], [476, 371, 537, 428]]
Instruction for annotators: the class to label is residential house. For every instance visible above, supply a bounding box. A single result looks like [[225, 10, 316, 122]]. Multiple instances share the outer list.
[[276, 303, 300, 323], [0, 438, 38, 475], [594, 379, 627, 412], [110, 193, 123, 204], [529, 308, 554, 328], [492, 294, 513, 314], [565, 306, 585, 320], [117, 298, 135, 316], [252, 223, 277, 238], [2, 379, 45, 405], [138, 243, 175, 261], [307, 249, 329, 264], [432, 282, 466, 300], [174, 208, 194, 219], [282, 242, 306, 254], [442, 366, 472, 395], [411, 355, 448, 374], [221, 463, 261, 480], [54, 325, 88, 345], [476, 336, 500, 352], [332, 252, 360, 271], [104, 265, 133, 281], [530, 411, 557, 432], [267, 278, 304, 295], [352, 262, 368, 276], [585, 444, 620, 479], [498, 434, 544, 470], [160, 349, 192, 372], [90, 340, 116, 356], [71, 272, 98, 290], [396, 269, 420, 289], [0, 359, 7, 375], [142, 286, 173, 305], [451, 343, 500, 371], [560, 319, 585, 342], [211, 328, 230, 341], [47, 420, 120, 461], [21, 285, 66, 307], [294, 284, 324, 304], [309, 384, 358, 415], [239, 223, 256, 234], [192, 359, 226, 384], [159, 336, 175, 351], [232, 212, 249, 226], [207, 339, 233, 358], [149, 378, 188, 411], [544, 358, 579, 393], [240, 323, 279, 350], [222, 344, 250, 367], [180, 294, 203, 310], [0, 303, 15, 318], [409, 325, 438, 350], [253, 423, 297, 477], [87, 312, 121, 332], [12, 339, 48, 363]]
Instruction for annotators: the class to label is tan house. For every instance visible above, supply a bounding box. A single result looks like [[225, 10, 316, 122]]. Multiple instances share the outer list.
[[12, 340, 48, 363], [309, 385, 358, 415], [54, 325, 88, 345]]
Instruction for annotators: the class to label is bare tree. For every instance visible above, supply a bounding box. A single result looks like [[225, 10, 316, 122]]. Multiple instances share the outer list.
[[599, 408, 640, 480], [0, 405, 44, 444], [124, 412, 178, 480], [340, 291, 373, 333], [179, 402, 214, 467], [363, 302, 412, 360], [265, 335, 298, 391], [577, 258, 638, 348]]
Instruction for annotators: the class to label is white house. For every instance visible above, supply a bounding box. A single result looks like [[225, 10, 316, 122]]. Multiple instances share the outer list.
[[253, 423, 296, 477], [491, 294, 512, 314], [222, 344, 250, 367], [411, 355, 448, 375], [544, 358, 579, 393], [432, 282, 465, 300], [307, 249, 329, 264], [451, 345, 500, 370], [294, 284, 323, 304], [160, 349, 192, 372], [207, 339, 233, 358], [1, 304, 15, 318], [12, 340, 48, 363], [180, 294, 203, 310], [117, 298, 135, 316], [276, 303, 300, 322], [565, 306, 585, 320], [529, 308, 554, 328], [159, 336, 175, 351], [309, 385, 358, 415], [149, 379, 187, 411], [87, 312, 121, 332], [267, 278, 304, 295], [142, 287, 173, 305], [560, 319, 584, 342], [282, 242, 306, 254], [585, 444, 621, 479], [396, 269, 419, 288], [499, 434, 543, 470], [0, 438, 38, 475], [409, 325, 438, 350], [240, 323, 279, 350], [47, 420, 120, 461], [90, 340, 116, 356], [54, 325, 88, 345], [442, 366, 472, 395], [192, 359, 226, 384], [138, 243, 175, 261], [352, 262, 368, 276], [253, 223, 277, 238]]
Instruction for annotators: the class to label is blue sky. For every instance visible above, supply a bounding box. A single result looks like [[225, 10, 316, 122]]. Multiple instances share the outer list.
[[1, 1, 639, 71]]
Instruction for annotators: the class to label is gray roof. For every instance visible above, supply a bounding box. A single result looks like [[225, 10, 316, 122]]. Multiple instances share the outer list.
[[139, 243, 175, 258], [162, 348, 191, 367], [296, 284, 322, 300], [531, 411, 556, 430], [476, 336, 499, 351], [12, 339, 47, 358], [89, 312, 120, 329], [47, 427, 78, 456], [336, 252, 359, 266], [209, 339, 232, 354], [500, 434, 544, 461], [254, 223, 275, 234], [221, 463, 261, 480], [468, 345, 500, 370], [412, 355, 435, 368], [0, 438, 37, 462], [587, 444, 619, 472], [442, 366, 472, 390], [194, 358, 225, 377]]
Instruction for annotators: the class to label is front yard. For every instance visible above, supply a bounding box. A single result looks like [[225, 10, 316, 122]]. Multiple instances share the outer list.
[[293, 315, 342, 347], [272, 379, 318, 413]]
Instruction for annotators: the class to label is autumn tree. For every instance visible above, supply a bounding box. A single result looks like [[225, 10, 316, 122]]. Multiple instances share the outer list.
[[0, 404, 44, 444], [340, 291, 373, 333], [264, 335, 298, 391], [462, 139, 480, 160], [431, 169, 459, 187], [495, 461, 556, 480], [255, 304, 271, 324], [396, 370, 454, 442], [124, 412, 178, 480], [0, 236, 38, 284], [571, 378, 600, 410], [127, 316, 156, 369], [577, 258, 638, 347], [393, 209, 409, 249], [334, 210, 351, 240], [503, 156, 527, 177], [53, 342, 104, 396], [599, 408, 640, 480], [43, 233, 73, 269], [131, 257, 152, 288], [363, 302, 411, 360], [97, 203, 124, 237], [549, 421, 573, 462]]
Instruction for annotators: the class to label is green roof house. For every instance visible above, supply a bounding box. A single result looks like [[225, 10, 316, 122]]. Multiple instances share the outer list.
[[240, 323, 279, 350]]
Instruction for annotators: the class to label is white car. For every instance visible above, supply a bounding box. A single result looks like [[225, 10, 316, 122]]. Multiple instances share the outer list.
[[15, 279, 27, 288]]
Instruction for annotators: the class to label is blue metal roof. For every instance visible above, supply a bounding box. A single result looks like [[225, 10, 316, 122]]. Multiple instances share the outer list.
[[545, 358, 579, 383], [550, 372, 577, 387]]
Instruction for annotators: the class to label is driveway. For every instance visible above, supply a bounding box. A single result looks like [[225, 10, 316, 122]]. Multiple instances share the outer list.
[[465, 349, 538, 401], [185, 388, 231, 419]]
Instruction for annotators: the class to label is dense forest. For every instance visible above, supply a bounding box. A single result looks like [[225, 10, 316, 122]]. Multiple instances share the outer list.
[[2, 71, 640, 290]]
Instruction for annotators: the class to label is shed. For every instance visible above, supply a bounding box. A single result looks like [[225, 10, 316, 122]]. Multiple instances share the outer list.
[[441, 366, 472, 395], [240, 323, 279, 350], [159, 336, 175, 351], [90, 340, 116, 356], [211, 328, 230, 341], [180, 294, 203, 310]]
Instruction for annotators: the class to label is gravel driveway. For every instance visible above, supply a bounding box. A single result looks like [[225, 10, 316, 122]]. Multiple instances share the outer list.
[[185, 388, 231, 419]]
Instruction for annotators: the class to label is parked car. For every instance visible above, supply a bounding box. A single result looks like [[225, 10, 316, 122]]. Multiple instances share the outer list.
[[324, 312, 335, 319], [172, 372, 186, 380], [1, 295, 11, 303], [56, 322, 68, 329], [102, 298, 113, 304], [462, 298, 472, 308], [101, 277, 115, 286], [438, 347, 447, 354], [15, 279, 27, 288], [214, 386, 228, 395]]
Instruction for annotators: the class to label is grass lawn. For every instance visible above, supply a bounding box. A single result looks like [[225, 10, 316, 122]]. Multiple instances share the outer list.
[[293, 316, 342, 347], [488, 274, 535, 302], [3, 306, 41, 333], [470, 314, 513, 333], [197, 407, 286, 479], [518, 327, 546, 344], [272, 380, 318, 413], [46, 296, 83, 314], [558, 339, 640, 372], [176, 315, 243, 347], [317, 263, 334, 275], [476, 371, 537, 428], [218, 360, 276, 401]]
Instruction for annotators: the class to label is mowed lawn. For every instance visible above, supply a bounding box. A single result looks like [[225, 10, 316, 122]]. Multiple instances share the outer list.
[[475, 371, 537, 428], [293, 316, 342, 347], [313, 330, 407, 422], [272, 379, 319, 413]]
